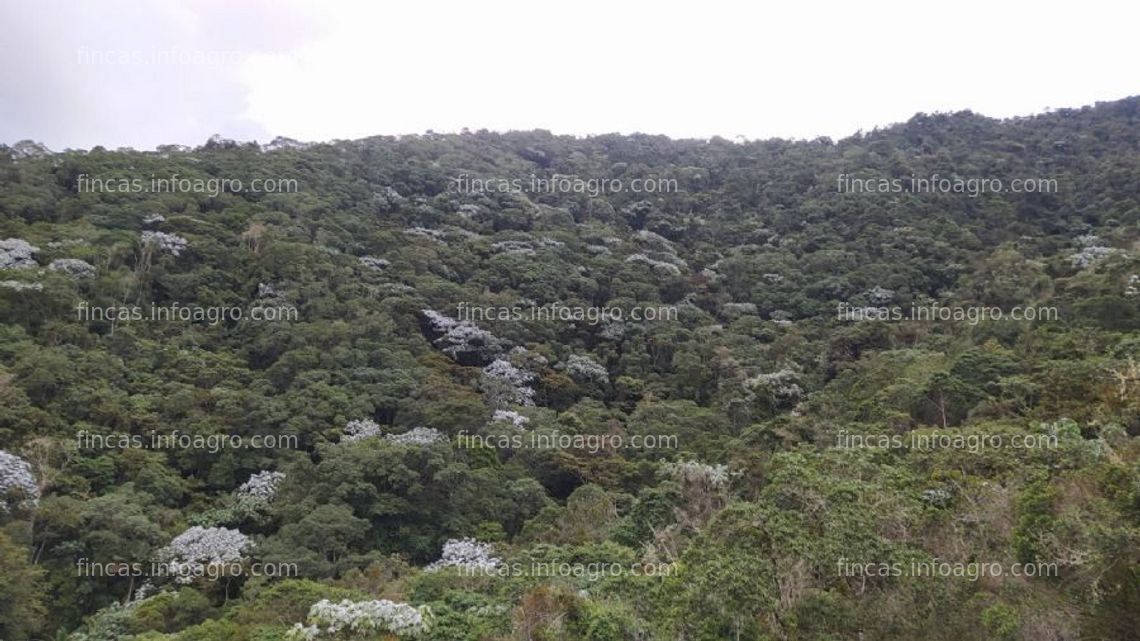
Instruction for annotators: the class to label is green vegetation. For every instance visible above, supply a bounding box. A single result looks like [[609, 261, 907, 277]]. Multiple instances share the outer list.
[[1, 97, 1138, 640]]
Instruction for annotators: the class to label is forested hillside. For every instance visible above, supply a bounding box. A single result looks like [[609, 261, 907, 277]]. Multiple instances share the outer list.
[[1, 97, 1138, 641]]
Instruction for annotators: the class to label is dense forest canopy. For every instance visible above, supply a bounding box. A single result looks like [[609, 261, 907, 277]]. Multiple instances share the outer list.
[[0, 96, 1138, 641]]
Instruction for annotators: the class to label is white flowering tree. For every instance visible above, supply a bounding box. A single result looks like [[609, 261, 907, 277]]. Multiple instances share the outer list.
[[234, 471, 285, 515], [0, 238, 38, 269], [288, 598, 432, 639], [420, 310, 506, 365], [479, 359, 535, 408], [744, 368, 803, 413], [155, 526, 253, 584], [1070, 235, 1118, 268], [424, 538, 502, 573], [746, 368, 802, 399], [654, 460, 734, 559], [0, 449, 39, 513], [385, 427, 446, 446], [661, 459, 731, 490], [342, 419, 383, 442], [491, 409, 529, 428], [342, 421, 445, 447], [47, 258, 96, 278], [141, 230, 189, 256], [564, 354, 610, 386]]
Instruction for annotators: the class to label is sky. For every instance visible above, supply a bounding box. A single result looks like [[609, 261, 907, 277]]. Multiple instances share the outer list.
[[2, 0, 1138, 150]]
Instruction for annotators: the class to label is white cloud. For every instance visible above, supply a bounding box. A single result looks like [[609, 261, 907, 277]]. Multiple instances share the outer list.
[[2, 0, 1138, 149]]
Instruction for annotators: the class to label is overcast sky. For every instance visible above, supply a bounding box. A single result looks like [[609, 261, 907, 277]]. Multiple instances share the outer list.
[[2, 0, 1138, 150]]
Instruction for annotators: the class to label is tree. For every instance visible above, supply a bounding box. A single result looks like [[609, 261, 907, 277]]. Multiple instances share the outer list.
[[0, 530, 45, 640]]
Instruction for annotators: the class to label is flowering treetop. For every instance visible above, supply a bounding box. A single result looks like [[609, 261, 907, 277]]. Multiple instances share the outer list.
[[492, 409, 530, 428], [155, 526, 253, 584], [425, 537, 502, 573], [234, 470, 285, 511], [661, 459, 732, 489], [0, 449, 39, 513], [342, 419, 383, 442], [480, 359, 536, 408], [288, 598, 432, 639], [141, 230, 189, 256], [342, 420, 445, 446]]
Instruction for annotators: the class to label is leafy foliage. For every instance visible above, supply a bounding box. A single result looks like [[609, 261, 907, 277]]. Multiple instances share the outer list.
[[2, 98, 1140, 639]]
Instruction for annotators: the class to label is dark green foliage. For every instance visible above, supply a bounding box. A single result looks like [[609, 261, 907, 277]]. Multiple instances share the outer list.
[[1, 98, 1139, 639]]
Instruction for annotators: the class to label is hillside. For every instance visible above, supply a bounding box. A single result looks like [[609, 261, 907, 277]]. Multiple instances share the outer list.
[[1, 97, 1139, 641]]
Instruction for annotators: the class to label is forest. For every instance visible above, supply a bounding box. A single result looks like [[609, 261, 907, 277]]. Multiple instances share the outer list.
[[1, 96, 1138, 641]]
